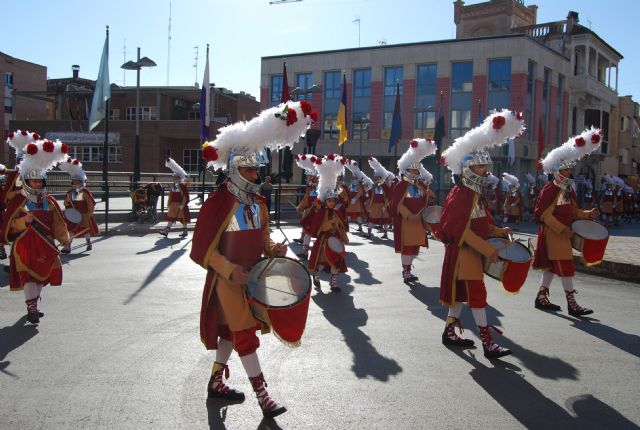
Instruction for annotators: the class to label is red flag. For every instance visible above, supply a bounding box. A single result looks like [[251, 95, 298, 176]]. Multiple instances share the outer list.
[[281, 61, 290, 103], [537, 118, 545, 162]]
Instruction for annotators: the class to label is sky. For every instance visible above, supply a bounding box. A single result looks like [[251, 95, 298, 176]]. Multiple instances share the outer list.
[[2, 0, 640, 100]]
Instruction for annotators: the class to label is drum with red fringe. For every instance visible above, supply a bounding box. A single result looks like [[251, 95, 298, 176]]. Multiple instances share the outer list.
[[483, 237, 531, 294], [325, 236, 345, 266], [63, 208, 82, 231], [571, 220, 609, 265], [246, 257, 311, 346], [13, 226, 60, 280]]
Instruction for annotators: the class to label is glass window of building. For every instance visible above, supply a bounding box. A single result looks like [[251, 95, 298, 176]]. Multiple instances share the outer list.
[[452, 62, 473, 93], [4, 72, 13, 88], [556, 74, 564, 145], [183, 148, 200, 173], [383, 66, 403, 129], [450, 109, 471, 139], [352, 114, 371, 141], [324, 71, 341, 99], [352, 69, 371, 140], [323, 71, 342, 140], [542, 68, 551, 142], [416, 64, 437, 95], [353, 69, 371, 97], [270, 75, 283, 106], [295, 73, 313, 100], [487, 59, 511, 113]]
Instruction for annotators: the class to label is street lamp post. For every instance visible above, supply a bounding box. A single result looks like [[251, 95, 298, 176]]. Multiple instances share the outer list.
[[121, 48, 156, 188]]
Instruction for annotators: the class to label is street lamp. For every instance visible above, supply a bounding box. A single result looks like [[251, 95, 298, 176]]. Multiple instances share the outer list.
[[121, 47, 156, 187], [353, 117, 371, 167]]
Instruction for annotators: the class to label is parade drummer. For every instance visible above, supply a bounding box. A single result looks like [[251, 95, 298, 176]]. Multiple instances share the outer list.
[[306, 154, 349, 292], [438, 110, 524, 359], [293, 153, 318, 260], [160, 157, 191, 238], [599, 174, 615, 226], [390, 139, 436, 283], [533, 128, 602, 317], [526, 173, 538, 219], [1, 138, 70, 324], [190, 100, 317, 418], [582, 181, 594, 210], [365, 156, 392, 239], [502, 173, 523, 224], [59, 157, 99, 253], [345, 160, 366, 232]]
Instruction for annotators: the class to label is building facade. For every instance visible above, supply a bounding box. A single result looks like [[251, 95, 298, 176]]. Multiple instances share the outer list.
[[616, 96, 639, 186], [1, 51, 48, 163], [260, 0, 624, 193]]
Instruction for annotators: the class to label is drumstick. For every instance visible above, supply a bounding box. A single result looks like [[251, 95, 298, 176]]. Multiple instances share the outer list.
[[257, 240, 287, 280]]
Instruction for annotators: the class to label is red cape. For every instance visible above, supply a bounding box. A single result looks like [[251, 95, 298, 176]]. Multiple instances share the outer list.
[[65, 187, 99, 235], [389, 181, 409, 218], [307, 207, 348, 273], [438, 185, 477, 306], [190, 185, 239, 350]]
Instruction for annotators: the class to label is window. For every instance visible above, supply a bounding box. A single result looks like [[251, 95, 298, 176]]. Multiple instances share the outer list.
[[188, 110, 200, 120], [323, 114, 338, 140], [270, 75, 283, 106], [165, 148, 172, 159], [295, 73, 313, 100], [384, 66, 403, 96], [415, 111, 435, 130], [417, 64, 437, 95], [183, 149, 200, 173], [450, 109, 471, 139], [352, 114, 370, 141], [109, 109, 120, 120], [4, 97, 12, 114], [556, 74, 564, 145], [452, 62, 473, 93], [126, 106, 158, 121], [70, 146, 122, 163], [526, 61, 536, 139], [324, 71, 341, 99], [4, 72, 13, 88], [353, 69, 371, 97], [108, 146, 122, 163], [488, 59, 511, 91]]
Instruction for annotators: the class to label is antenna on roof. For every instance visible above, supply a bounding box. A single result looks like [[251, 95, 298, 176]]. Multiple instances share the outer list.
[[122, 39, 127, 86], [167, 0, 172, 86], [193, 46, 199, 88]]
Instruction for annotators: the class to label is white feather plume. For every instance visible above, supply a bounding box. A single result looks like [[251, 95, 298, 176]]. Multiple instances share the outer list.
[[315, 155, 344, 201], [418, 164, 433, 183], [502, 172, 520, 187], [6, 130, 40, 157], [368, 156, 391, 179], [58, 156, 87, 181], [442, 109, 525, 174], [17, 139, 69, 177], [345, 159, 362, 179], [165, 157, 187, 180], [541, 127, 601, 174], [487, 173, 499, 185], [398, 138, 437, 174], [294, 153, 318, 176], [611, 175, 625, 187], [206, 102, 313, 170], [526, 173, 535, 184]]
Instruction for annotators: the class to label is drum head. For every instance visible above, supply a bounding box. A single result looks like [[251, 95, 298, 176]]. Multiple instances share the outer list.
[[327, 237, 344, 253], [64, 208, 82, 223], [247, 257, 311, 308], [421, 205, 443, 224], [487, 237, 531, 263], [572, 220, 608, 240]]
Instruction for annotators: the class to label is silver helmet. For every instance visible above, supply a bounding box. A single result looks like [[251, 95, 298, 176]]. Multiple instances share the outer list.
[[460, 150, 492, 194], [226, 152, 266, 205]]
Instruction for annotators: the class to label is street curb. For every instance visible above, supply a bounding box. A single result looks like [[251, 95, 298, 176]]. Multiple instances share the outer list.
[[573, 256, 640, 285]]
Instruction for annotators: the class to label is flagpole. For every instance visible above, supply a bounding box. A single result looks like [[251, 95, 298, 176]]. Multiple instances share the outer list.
[[101, 25, 110, 234], [200, 44, 209, 204]]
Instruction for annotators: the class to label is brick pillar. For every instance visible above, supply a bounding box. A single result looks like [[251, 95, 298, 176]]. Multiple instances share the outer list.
[[402, 79, 416, 140], [548, 85, 558, 146], [533, 79, 544, 144], [471, 75, 487, 125], [310, 85, 323, 131], [260, 87, 269, 111], [370, 81, 383, 139], [435, 77, 451, 133], [510, 73, 528, 114]]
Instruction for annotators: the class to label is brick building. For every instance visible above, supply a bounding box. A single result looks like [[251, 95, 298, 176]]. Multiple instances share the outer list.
[[1, 51, 48, 163], [9, 65, 259, 174], [260, 0, 623, 192]]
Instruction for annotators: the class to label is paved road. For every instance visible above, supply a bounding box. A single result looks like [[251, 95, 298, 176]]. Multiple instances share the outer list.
[[0, 227, 638, 429]]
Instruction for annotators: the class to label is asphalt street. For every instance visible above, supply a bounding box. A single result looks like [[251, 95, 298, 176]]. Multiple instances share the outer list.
[[0, 227, 638, 430]]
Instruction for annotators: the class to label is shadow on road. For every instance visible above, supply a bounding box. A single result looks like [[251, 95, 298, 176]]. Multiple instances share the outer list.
[[344, 252, 381, 286], [312, 285, 402, 381], [136, 237, 183, 255], [550, 313, 640, 359], [123, 240, 191, 305], [450, 348, 637, 429], [0, 316, 39, 378]]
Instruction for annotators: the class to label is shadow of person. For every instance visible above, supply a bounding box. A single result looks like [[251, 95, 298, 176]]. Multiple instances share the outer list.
[[256, 417, 285, 430], [450, 348, 636, 429], [206, 398, 232, 430], [344, 252, 382, 286], [136, 237, 183, 255], [312, 285, 402, 381], [550, 313, 640, 359], [0, 316, 39, 378], [566, 394, 640, 429]]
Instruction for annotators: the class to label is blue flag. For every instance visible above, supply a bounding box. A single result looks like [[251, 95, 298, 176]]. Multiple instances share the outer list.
[[388, 82, 402, 153], [88, 34, 111, 131], [199, 46, 211, 141]]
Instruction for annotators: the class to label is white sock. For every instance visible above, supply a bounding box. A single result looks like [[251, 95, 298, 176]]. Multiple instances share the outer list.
[[85, 233, 91, 244], [37, 284, 43, 296], [401, 254, 412, 265], [24, 282, 39, 300], [303, 235, 311, 247], [240, 352, 261, 378], [560, 276, 574, 293], [330, 267, 338, 275], [471, 307, 488, 327], [215, 338, 233, 364], [166, 221, 175, 229], [447, 302, 463, 319], [540, 271, 554, 288]]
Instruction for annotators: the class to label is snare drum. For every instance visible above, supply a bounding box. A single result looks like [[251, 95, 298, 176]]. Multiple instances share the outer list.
[[571, 220, 609, 265], [246, 257, 311, 346], [13, 227, 60, 281], [325, 236, 345, 266], [421, 205, 443, 224], [64, 208, 82, 230], [483, 237, 532, 294]]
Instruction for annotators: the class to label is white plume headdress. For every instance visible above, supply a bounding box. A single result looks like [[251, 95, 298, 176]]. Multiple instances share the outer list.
[[202, 101, 317, 170], [419, 164, 433, 184], [58, 156, 87, 181], [345, 159, 362, 180], [442, 109, 525, 174], [6, 130, 41, 159], [359, 171, 374, 189], [611, 175, 625, 188], [502, 173, 520, 188], [540, 127, 601, 174], [315, 154, 344, 202], [398, 139, 437, 175], [487, 173, 499, 186], [165, 157, 188, 180], [17, 138, 69, 179], [526, 173, 535, 184], [368, 156, 391, 179], [294, 153, 318, 176]]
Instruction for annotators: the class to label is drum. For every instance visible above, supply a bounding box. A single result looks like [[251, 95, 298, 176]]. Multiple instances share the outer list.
[[571, 220, 609, 265], [246, 256, 311, 346], [325, 236, 345, 266], [421, 205, 443, 224], [483, 237, 532, 294], [64, 208, 82, 230], [13, 227, 60, 281]]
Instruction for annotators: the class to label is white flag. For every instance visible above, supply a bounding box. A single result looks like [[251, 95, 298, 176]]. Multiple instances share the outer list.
[[89, 34, 111, 131], [508, 138, 516, 166]]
